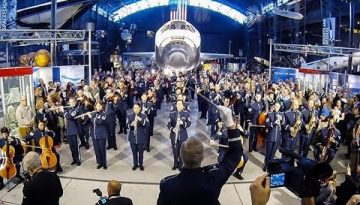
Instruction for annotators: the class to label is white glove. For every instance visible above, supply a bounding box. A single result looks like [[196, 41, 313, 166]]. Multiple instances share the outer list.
[[217, 105, 234, 128], [209, 139, 216, 146]]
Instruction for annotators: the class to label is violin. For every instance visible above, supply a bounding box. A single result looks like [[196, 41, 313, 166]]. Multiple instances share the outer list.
[[39, 135, 57, 170], [0, 138, 16, 179]]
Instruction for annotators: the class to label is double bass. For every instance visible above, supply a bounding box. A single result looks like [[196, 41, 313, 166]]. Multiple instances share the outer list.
[[0, 137, 16, 179], [39, 135, 57, 170]]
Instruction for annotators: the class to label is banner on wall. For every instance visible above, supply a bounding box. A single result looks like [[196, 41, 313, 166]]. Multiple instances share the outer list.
[[59, 65, 84, 86], [33, 66, 85, 86], [0, 0, 17, 30], [322, 17, 336, 45], [272, 67, 298, 83]]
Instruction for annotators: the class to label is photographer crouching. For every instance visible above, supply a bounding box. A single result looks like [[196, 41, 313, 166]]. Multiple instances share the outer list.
[[22, 152, 63, 205], [95, 180, 133, 205]]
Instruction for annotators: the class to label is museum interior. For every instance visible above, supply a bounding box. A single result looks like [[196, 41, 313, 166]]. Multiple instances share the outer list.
[[0, 0, 360, 205]]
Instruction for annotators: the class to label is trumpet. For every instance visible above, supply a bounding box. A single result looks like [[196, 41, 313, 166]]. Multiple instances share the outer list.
[[48, 105, 72, 111], [132, 115, 141, 136], [74, 111, 97, 119]]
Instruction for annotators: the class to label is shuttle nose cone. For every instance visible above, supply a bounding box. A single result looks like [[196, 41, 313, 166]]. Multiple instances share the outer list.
[[168, 52, 186, 69]]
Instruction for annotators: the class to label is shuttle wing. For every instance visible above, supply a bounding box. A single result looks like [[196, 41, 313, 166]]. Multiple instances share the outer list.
[[122, 52, 155, 59], [200, 53, 233, 60]]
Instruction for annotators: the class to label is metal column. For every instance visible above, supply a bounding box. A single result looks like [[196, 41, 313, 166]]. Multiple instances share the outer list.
[[51, 0, 57, 66]]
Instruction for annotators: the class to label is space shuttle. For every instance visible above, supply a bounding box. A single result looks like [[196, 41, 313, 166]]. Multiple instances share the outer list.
[[301, 52, 360, 71], [123, 19, 233, 74]]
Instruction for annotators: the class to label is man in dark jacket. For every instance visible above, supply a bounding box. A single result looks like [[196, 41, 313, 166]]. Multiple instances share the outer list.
[[104, 180, 133, 205], [22, 152, 63, 205], [157, 106, 243, 205]]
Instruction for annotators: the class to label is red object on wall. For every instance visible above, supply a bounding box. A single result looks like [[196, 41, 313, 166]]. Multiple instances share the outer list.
[[0, 67, 33, 77]]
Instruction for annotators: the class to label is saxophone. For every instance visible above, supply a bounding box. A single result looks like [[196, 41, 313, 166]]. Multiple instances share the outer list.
[[306, 111, 316, 134], [290, 113, 301, 138]]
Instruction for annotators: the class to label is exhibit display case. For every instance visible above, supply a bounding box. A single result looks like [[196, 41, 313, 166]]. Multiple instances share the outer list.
[[0, 67, 34, 136]]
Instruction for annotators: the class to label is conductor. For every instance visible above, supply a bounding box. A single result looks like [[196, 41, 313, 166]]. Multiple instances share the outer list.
[[157, 105, 243, 205]]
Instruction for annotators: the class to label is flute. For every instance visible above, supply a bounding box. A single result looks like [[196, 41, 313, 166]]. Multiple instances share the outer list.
[[74, 111, 97, 119]]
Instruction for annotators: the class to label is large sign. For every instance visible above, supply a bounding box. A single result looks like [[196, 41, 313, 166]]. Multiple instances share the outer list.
[[0, 0, 17, 30], [33, 66, 85, 86], [322, 17, 336, 45], [272, 67, 298, 83]]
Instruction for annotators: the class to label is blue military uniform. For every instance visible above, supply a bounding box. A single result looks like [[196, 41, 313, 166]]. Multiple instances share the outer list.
[[283, 110, 303, 152], [157, 129, 243, 205], [299, 108, 319, 157], [105, 99, 117, 150], [115, 94, 128, 134], [140, 100, 153, 151], [167, 110, 191, 169], [77, 104, 93, 148], [127, 113, 148, 168], [63, 107, 81, 165], [211, 124, 228, 162], [247, 99, 264, 152], [90, 111, 108, 168], [208, 91, 222, 135], [264, 112, 284, 170]]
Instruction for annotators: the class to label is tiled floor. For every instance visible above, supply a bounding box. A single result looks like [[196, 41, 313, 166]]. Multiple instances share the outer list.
[[0, 100, 349, 204]]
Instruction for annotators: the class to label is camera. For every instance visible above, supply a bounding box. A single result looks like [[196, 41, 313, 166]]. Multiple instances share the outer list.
[[93, 188, 108, 205], [267, 149, 318, 198]]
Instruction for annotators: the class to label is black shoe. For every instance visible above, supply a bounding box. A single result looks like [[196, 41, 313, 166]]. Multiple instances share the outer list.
[[172, 166, 177, 170], [56, 167, 63, 173], [76, 162, 81, 166], [79, 144, 84, 148], [139, 166, 144, 171], [233, 173, 244, 180], [0, 183, 4, 190], [118, 131, 123, 134], [262, 165, 267, 172], [103, 166, 107, 170], [97, 165, 102, 169], [17, 175, 25, 182], [146, 148, 150, 152], [114, 147, 118, 151], [71, 161, 76, 165], [106, 146, 112, 150], [84, 143, 90, 150], [132, 165, 138, 171]]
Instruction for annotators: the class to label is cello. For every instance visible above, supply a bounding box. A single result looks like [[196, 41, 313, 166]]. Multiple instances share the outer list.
[[39, 135, 57, 170], [0, 137, 16, 180]]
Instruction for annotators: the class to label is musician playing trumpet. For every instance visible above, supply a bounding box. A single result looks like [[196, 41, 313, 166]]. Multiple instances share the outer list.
[[313, 117, 341, 163], [127, 103, 148, 171], [167, 100, 191, 170]]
